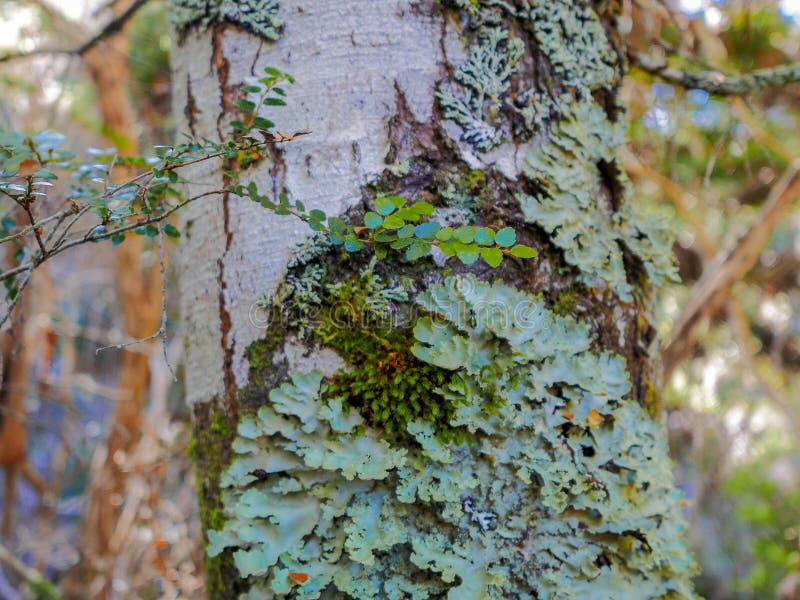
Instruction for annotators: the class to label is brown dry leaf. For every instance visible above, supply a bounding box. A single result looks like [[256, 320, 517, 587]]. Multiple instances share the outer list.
[[18, 158, 39, 177], [562, 411, 574, 421], [587, 409, 605, 428]]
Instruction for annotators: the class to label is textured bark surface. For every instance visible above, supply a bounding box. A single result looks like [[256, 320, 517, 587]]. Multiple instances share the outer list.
[[173, 1, 696, 597]]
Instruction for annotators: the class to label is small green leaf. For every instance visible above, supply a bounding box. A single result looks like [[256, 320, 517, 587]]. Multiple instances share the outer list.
[[111, 233, 125, 245], [242, 85, 262, 93], [309, 209, 326, 221], [457, 246, 480, 265], [375, 245, 388, 259], [453, 226, 477, 244], [263, 97, 287, 106], [328, 217, 347, 245], [386, 195, 408, 209], [409, 201, 435, 216], [495, 227, 516, 247], [234, 99, 256, 112], [398, 224, 415, 239], [414, 221, 441, 239], [373, 230, 397, 243], [391, 237, 415, 249], [395, 207, 421, 222], [345, 237, 365, 252], [406, 241, 429, 261], [375, 197, 397, 216], [164, 224, 180, 238], [474, 227, 495, 246], [508, 244, 537, 258], [436, 226, 454, 242], [437, 240, 461, 256], [364, 212, 383, 229], [263, 66, 283, 77], [295, 200, 305, 213], [382, 214, 405, 229], [252, 117, 275, 129], [145, 224, 159, 237], [34, 169, 57, 180], [480, 247, 503, 267]]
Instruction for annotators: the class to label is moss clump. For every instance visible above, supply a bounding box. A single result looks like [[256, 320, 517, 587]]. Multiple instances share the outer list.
[[642, 378, 662, 417], [323, 329, 468, 444], [550, 288, 580, 316]]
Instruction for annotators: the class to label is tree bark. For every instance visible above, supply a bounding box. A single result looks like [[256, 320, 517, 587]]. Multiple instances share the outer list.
[[172, 1, 697, 597]]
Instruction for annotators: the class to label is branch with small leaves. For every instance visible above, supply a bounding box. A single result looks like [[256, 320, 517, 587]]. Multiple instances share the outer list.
[[0, 67, 301, 329], [226, 73, 536, 268], [0, 63, 536, 359]]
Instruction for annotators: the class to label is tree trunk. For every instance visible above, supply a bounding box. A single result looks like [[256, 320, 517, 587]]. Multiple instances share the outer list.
[[172, 1, 697, 597]]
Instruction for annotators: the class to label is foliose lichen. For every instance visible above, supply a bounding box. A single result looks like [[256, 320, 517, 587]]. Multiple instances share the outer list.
[[437, 27, 524, 151], [518, 0, 619, 96], [209, 275, 696, 598], [518, 100, 678, 300], [170, 0, 283, 42]]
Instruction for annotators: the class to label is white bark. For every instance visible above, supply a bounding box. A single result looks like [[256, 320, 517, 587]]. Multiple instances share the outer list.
[[174, 0, 457, 404]]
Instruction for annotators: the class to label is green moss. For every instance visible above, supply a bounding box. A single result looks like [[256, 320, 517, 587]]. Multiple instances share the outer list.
[[191, 405, 240, 598], [642, 379, 662, 417], [323, 329, 469, 444], [550, 288, 580, 316]]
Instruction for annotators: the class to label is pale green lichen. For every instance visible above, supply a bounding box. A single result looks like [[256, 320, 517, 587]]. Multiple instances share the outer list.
[[170, 0, 282, 41], [437, 27, 524, 151], [519, 0, 619, 95], [518, 100, 678, 300], [210, 276, 696, 598]]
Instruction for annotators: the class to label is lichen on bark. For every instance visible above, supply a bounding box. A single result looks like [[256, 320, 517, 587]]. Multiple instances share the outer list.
[[210, 275, 696, 598], [172, 0, 698, 597], [171, 0, 282, 42]]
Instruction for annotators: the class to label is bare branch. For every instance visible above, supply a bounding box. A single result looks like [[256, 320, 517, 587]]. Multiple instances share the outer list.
[[662, 161, 800, 377], [631, 50, 800, 96], [0, 0, 149, 63]]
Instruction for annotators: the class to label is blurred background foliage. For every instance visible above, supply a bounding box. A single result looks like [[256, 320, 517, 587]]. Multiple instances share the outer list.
[[626, 1, 800, 597], [0, 0, 800, 597]]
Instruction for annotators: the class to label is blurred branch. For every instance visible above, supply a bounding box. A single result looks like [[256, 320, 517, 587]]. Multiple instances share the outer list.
[[0, 542, 62, 600], [663, 161, 800, 377], [730, 98, 796, 163], [0, 0, 149, 63], [631, 50, 800, 96], [727, 299, 800, 441]]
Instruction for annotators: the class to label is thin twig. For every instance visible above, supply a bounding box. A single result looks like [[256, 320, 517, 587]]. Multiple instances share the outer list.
[[19, 199, 47, 257], [0, 189, 221, 285], [0, 208, 72, 246], [95, 196, 176, 380], [0, 0, 149, 63], [631, 50, 800, 96]]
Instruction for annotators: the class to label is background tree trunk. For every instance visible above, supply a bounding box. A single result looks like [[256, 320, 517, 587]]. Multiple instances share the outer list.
[[172, 1, 697, 597]]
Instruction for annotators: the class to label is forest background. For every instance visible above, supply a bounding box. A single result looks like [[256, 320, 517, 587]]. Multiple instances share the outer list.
[[1, 0, 800, 598]]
